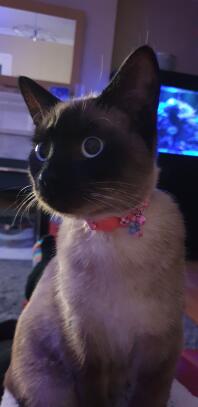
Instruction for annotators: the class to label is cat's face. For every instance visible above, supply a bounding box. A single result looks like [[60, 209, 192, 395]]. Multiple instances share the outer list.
[[19, 46, 160, 218]]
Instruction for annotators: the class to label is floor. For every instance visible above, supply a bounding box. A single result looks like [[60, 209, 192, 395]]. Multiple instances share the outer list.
[[0, 260, 31, 322], [0, 259, 198, 350]]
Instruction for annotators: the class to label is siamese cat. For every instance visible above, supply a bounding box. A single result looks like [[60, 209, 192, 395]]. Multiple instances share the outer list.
[[2, 46, 185, 407]]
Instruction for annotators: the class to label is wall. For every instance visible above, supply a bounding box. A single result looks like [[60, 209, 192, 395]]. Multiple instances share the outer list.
[[0, 91, 33, 160], [31, 0, 118, 93], [112, 0, 198, 76], [0, 34, 73, 83], [0, 0, 118, 161]]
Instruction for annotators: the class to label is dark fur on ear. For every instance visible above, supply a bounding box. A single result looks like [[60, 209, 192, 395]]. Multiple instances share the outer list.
[[18, 77, 60, 126], [97, 46, 160, 150]]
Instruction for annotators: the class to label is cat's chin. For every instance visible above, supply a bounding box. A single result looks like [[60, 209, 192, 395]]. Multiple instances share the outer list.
[[34, 191, 104, 219], [37, 198, 118, 222], [34, 187, 125, 220]]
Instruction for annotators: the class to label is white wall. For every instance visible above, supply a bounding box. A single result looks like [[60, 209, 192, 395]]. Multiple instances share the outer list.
[[31, 0, 118, 93], [0, 1, 118, 160], [0, 91, 33, 160], [0, 35, 73, 83], [112, 0, 198, 76]]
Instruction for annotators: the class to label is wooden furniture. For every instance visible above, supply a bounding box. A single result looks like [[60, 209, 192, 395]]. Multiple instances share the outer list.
[[176, 350, 198, 396], [175, 262, 198, 396], [186, 262, 198, 325], [0, 0, 85, 91]]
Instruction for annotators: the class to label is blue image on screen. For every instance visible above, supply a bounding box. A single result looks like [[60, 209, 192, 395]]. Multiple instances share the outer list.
[[49, 86, 70, 101], [157, 86, 198, 156]]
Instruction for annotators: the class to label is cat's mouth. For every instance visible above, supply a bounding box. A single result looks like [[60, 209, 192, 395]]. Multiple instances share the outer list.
[[30, 171, 136, 218], [32, 181, 106, 218], [32, 180, 129, 219]]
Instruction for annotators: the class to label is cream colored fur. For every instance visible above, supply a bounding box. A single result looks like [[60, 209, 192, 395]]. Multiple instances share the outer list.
[[2, 380, 198, 406], [55, 188, 185, 363], [3, 187, 185, 406]]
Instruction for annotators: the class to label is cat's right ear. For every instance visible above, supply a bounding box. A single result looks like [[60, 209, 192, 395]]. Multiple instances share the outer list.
[[18, 76, 60, 126]]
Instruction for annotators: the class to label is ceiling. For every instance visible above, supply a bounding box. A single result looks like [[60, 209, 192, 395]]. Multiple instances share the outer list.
[[0, 6, 76, 45]]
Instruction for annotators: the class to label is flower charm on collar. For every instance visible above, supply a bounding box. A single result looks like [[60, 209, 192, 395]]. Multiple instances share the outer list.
[[87, 201, 148, 237]]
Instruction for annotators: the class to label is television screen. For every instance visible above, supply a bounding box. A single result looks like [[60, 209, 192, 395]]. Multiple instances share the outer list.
[[50, 86, 70, 101], [158, 85, 198, 156]]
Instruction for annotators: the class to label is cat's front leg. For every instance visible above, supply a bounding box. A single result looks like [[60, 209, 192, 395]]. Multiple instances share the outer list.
[[3, 361, 79, 407], [131, 354, 178, 407], [3, 380, 79, 407]]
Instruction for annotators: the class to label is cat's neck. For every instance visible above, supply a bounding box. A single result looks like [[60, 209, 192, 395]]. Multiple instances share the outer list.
[[85, 200, 149, 237]]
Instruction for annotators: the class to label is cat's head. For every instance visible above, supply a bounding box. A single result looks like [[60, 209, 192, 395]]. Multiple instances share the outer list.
[[19, 46, 160, 218]]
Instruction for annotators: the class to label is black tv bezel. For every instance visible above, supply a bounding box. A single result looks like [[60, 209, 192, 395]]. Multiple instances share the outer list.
[[158, 71, 198, 259], [160, 70, 198, 92]]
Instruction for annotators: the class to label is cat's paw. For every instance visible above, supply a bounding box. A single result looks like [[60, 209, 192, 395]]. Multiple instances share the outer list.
[[168, 380, 198, 406], [0, 389, 19, 407]]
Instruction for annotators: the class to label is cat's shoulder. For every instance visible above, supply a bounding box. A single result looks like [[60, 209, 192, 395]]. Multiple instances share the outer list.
[[148, 188, 185, 240], [14, 257, 61, 348], [153, 188, 183, 218]]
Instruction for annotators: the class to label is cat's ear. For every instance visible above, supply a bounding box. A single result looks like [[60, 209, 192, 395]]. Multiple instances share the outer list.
[[97, 46, 160, 150], [98, 45, 160, 116], [18, 76, 60, 126]]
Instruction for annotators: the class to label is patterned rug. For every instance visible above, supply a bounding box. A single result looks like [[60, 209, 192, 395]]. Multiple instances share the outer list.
[[0, 260, 198, 349]]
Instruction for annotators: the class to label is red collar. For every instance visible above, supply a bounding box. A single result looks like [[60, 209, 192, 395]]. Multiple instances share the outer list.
[[86, 201, 148, 237]]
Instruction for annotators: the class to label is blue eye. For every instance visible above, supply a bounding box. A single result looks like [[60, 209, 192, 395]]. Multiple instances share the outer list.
[[35, 142, 52, 162], [81, 137, 104, 158]]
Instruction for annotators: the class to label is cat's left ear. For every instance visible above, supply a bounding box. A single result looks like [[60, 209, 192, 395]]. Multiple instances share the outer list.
[[99, 46, 160, 114], [18, 76, 60, 126], [97, 46, 160, 149]]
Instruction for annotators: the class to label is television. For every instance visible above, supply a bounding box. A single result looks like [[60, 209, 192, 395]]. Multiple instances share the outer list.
[[158, 84, 198, 157], [158, 71, 198, 259]]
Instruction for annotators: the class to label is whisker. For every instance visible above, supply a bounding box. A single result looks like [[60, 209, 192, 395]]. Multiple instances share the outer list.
[[87, 194, 125, 213], [81, 97, 88, 113], [97, 116, 114, 126], [0, 185, 32, 217], [89, 181, 139, 191], [91, 192, 141, 211], [11, 192, 35, 228], [95, 187, 140, 199], [19, 196, 37, 230], [16, 185, 32, 199], [50, 212, 60, 223]]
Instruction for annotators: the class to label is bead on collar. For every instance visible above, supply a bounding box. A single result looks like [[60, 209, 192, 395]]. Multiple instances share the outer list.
[[86, 201, 148, 237]]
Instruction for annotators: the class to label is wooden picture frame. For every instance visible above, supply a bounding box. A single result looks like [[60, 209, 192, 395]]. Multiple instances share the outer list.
[[0, 0, 85, 91]]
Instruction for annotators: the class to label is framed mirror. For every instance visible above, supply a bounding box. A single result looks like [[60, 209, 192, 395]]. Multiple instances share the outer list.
[[0, 0, 85, 90]]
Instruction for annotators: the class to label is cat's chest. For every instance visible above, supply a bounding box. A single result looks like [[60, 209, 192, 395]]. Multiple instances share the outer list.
[[81, 269, 166, 357], [58, 223, 170, 356]]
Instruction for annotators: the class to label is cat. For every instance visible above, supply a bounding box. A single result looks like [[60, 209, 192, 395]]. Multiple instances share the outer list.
[[2, 46, 185, 407]]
